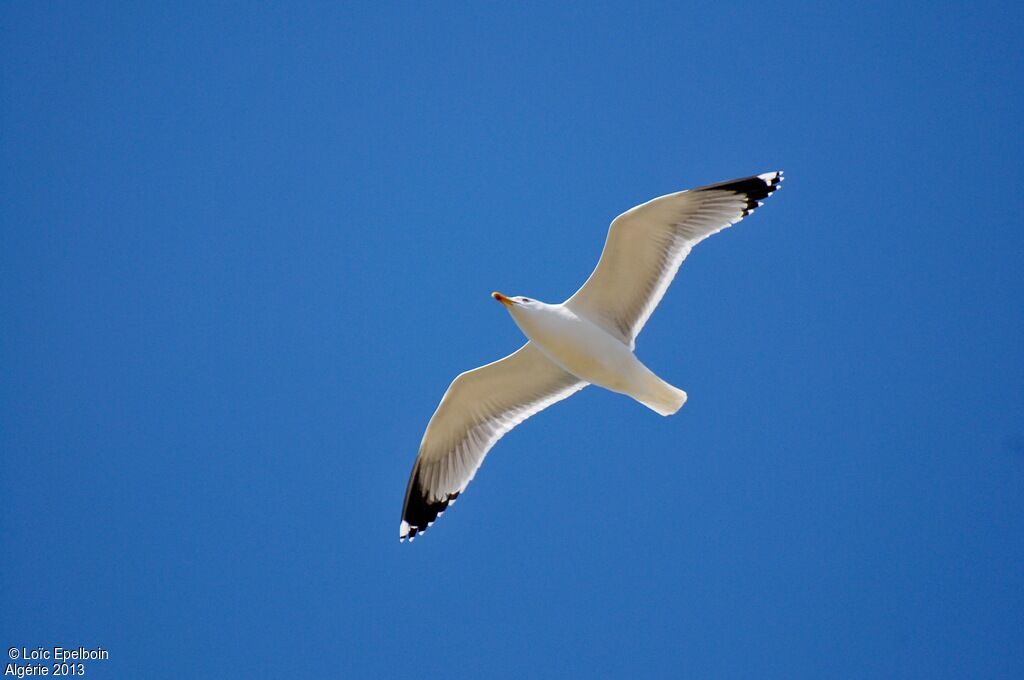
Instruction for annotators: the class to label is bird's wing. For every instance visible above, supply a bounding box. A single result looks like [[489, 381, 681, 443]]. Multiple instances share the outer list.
[[565, 172, 783, 346], [400, 342, 586, 541]]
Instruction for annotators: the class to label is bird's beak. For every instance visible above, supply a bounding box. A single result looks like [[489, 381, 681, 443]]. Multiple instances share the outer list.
[[492, 291, 514, 307]]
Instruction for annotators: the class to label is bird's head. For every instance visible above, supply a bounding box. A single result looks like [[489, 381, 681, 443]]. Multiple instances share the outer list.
[[491, 292, 539, 314]]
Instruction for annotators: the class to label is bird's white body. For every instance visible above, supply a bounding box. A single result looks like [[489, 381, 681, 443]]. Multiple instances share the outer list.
[[506, 301, 687, 415]]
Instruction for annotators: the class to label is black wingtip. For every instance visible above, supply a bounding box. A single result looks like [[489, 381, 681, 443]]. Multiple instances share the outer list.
[[697, 170, 784, 217], [399, 464, 460, 543]]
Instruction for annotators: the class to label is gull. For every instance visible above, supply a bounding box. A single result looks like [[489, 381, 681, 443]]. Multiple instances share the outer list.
[[400, 171, 784, 541]]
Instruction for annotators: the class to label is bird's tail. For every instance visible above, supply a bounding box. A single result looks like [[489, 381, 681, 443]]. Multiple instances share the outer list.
[[633, 376, 688, 416]]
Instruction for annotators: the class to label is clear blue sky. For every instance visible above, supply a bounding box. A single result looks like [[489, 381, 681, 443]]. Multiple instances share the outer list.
[[2, 3, 1022, 678]]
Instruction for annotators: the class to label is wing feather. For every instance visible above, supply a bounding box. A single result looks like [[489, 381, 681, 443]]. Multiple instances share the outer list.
[[565, 172, 784, 345], [400, 342, 586, 541]]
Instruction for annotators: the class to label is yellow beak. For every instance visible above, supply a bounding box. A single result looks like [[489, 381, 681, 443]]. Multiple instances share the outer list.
[[492, 291, 514, 307]]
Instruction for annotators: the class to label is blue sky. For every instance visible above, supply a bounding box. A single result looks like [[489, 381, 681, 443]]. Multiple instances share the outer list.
[[2, 2, 1022, 678]]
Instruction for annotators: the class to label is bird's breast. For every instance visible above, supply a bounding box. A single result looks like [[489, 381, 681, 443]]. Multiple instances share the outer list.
[[515, 308, 641, 391]]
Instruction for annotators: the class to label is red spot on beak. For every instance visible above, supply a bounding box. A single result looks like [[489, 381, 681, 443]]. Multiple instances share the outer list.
[[492, 291, 513, 306]]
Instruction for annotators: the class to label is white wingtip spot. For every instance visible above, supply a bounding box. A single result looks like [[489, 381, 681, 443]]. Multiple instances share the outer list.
[[400, 520, 410, 540]]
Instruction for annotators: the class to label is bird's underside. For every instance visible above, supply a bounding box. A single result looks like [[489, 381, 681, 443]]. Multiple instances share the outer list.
[[400, 171, 784, 541]]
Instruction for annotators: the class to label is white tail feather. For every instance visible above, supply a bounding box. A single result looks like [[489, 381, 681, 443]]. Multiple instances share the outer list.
[[633, 379, 687, 416]]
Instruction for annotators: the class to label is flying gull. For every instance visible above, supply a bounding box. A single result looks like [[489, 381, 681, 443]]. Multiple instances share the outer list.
[[400, 172, 784, 541]]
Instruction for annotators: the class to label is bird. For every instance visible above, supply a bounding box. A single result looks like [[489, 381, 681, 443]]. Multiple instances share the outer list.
[[399, 171, 784, 541]]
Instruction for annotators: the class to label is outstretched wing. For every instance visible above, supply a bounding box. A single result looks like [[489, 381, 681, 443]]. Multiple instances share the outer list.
[[400, 342, 586, 541], [565, 172, 784, 346]]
